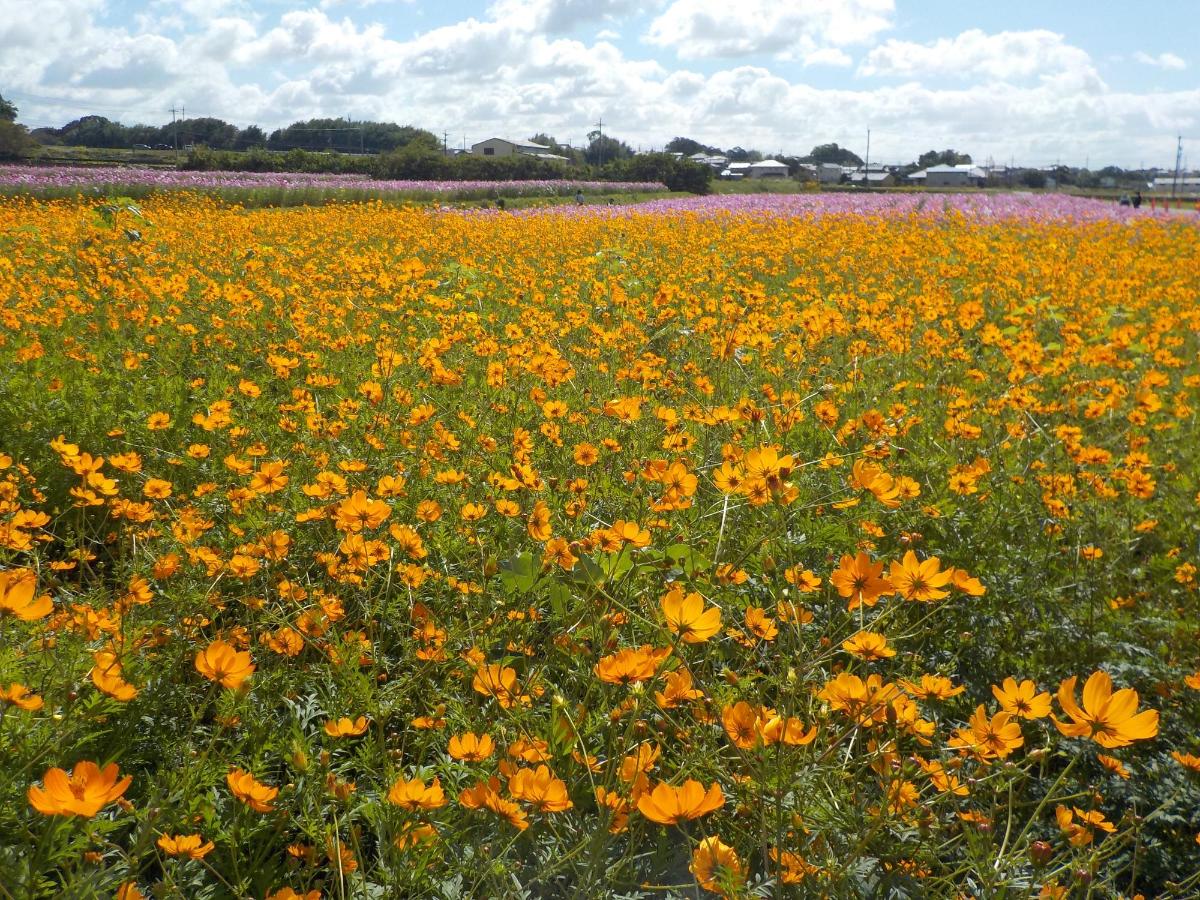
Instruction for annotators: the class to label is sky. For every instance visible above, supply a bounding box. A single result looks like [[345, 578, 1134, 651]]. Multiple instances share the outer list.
[[1, 0, 1197, 168]]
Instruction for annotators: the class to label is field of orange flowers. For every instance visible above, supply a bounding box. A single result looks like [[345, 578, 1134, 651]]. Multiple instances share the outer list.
[[1, 193, 1199, 898]]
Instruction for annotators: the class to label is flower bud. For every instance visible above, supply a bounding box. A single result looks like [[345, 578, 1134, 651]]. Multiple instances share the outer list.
[[1029, 841, 1053, 867]]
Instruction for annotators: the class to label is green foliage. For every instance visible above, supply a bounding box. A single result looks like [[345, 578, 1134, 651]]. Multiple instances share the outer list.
[[803, 142, 864, 166], [918, 149, 973, 168], [0, 119, 34, 160], [599, 153, 713, 194]]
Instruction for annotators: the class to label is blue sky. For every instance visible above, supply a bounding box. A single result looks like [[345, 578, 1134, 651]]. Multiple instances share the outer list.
[[2, 0, 1197, 167]]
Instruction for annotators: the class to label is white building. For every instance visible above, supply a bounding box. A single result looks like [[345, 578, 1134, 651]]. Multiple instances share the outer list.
[[816, 163, 843, 184], [747, 159, 790, 179], [1151, 176, 1200, 192], [920, 164, 987, 187], [849, 170, 896, 186], [470, 137, 568, 162]]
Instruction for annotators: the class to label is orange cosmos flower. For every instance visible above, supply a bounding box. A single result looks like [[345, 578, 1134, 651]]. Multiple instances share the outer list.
[[527, 500, 552, 541], [595, 646, 670, 684], [817, 673, 902, 726], [226, 769, 278, 812], [195, 640, 255, 690], [655, 668, 704, 709], [146, 412, 171, 430], [0, 568, 52, 620], [610, 519, 651, 548], [949, 567, 986, 595], [595, 786, 632, 833], [1053, 671, 1158, 747], [722, 701, 817, 749], [690, 836, 745, 897], [157, 833, 215, 859], [722, 701, 764, 749], [1097, 754, 1131, 779], [759, 714, 819, 747], [388, 775, 447, 811], [323, 716, 369, 738], [267, 889, 322, 900], [334, 490, 391, 532], [507, 765, 573, 812], [448, 732, 495, 761], [459, 777, 529, 830], [1184, 671, 1200, 691], [29, 761, 131, 817], [889, 551, 953, 602], [1055, 805, 1115, 847], [772, 848, 819, 884], [950, 705, 1024, 759], [91, 650, 138, 701], [472, 664, 519, 707], [249, 460, 289, 494], [991, 677, 1052, 720], [744, 606, 778, 641], [636, 779, 724, 825], [784, 566, 822, 592], [1171, 751, 1200, 772], [660, 586, 721, 643], [899, 674, 965, 701], [1, 682, 44, 711], [830, 552, 893, 610], [842, 630, 896, 661]]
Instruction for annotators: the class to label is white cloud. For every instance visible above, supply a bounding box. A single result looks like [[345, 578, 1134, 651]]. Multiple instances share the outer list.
[[859, 29, 1098, 85], [646, 0, 893, 59], [803, 48, 852, 68], [1133, 51, 1186, 71], [489, 0, 641, 35]]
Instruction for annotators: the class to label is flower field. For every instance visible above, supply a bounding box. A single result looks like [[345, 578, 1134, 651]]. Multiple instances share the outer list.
[[1, 192, 1199, 898], [0, 165, 666, 205]]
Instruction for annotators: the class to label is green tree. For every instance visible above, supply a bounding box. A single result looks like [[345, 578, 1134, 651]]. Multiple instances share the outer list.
[[1020, 170, 1047, 188], [0, 93, 17, 122], [234, 125, 267, 150], [664, 136, 718, 156], [918, 149, 973, 168], [601, 152, 712, 194], [584, 131, 632, 166], [802, 143, 863, 166]]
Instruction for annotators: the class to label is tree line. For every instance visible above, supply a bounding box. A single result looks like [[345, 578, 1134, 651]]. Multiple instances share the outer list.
[[0, 93, 1166, 192]]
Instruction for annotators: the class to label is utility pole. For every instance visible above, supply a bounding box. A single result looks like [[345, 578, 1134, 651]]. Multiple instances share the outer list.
[[595, 117, 604, 167], [443, 131, 449, 155], [1172, 134, 1183, 198], [864, 128, 870, 174], [170, 105, 184, 165]]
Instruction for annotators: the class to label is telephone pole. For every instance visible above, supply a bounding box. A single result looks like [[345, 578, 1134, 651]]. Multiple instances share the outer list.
[[170, 105, 184, 165], [443, 131, 449, 155], [594, 117, 604, 166], [1172, 134, 1183, 198]]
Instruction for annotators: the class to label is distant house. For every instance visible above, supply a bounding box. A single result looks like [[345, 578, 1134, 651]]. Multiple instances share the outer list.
[[690, 152, 730, 170], [849, 170, 896, 187], [922, 164, 987, 187], [747, 159, 790, 179], [470, 137, 569, 162], [816, 163, 843, 184], [1151, 176, 1200, 192]]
